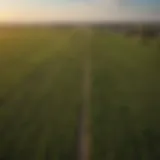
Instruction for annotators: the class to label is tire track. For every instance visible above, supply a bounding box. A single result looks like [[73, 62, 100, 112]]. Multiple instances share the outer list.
[[75, 28, 94, 160]]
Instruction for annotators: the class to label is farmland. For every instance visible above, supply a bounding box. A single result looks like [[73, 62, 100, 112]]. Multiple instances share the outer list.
[[0, 26, 160, 160]]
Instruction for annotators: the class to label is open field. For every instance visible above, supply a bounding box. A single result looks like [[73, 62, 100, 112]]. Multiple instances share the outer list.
[[0, 26, 160, 160], [92, 30, 160, 160]]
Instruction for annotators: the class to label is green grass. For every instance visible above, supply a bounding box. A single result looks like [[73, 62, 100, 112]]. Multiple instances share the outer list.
[[0, 27, 160, 160], [92, 30, 160, 160], [0, 27, 83, 160]]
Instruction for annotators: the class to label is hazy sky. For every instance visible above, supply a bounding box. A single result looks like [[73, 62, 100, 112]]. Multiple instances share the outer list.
[[0, 0, 159, 22]]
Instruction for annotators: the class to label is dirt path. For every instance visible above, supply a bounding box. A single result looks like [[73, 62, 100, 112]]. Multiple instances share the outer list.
[[76, 28, 93, 160]]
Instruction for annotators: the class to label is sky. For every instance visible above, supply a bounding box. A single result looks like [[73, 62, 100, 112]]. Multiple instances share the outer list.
[[0, 0, 160, 23]]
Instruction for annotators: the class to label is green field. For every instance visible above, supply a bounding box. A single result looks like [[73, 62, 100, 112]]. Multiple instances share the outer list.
[[92, 30, 160, 160], [0, 27, 160, 160]]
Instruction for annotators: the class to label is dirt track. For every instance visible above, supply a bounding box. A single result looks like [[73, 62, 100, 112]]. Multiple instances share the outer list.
[[76, 28, 93, 160]]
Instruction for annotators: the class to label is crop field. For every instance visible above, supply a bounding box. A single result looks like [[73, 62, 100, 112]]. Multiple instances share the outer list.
[[0, 26, 160, 160]]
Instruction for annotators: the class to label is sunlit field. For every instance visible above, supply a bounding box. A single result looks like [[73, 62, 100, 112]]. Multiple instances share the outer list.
[[0, 26, 160, 160]]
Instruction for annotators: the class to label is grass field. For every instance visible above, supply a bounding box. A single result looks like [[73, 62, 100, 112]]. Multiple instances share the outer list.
[[92, 30, 160, 160], [0, 27, 160, 160]]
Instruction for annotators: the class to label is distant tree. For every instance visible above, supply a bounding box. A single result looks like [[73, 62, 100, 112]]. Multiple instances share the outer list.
[[140, 25, 159, 45], [125, 24, 159, 46]]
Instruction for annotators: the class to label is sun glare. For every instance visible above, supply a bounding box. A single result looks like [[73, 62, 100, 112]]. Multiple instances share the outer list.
[[0, 13, 12, 22]]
